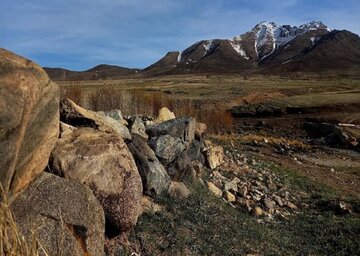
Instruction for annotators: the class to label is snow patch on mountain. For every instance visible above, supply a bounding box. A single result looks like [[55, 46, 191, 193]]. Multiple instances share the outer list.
[[310, 36, 321, 47], [203, 40, 214, 56], [177, 51, 183, 62], [229, 40, 249, 59]]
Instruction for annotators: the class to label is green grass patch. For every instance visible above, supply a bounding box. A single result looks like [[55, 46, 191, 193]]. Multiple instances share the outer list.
[[130, 182, 360, 255]]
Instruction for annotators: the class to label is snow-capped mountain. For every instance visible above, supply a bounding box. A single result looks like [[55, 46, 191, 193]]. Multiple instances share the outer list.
[[232, 21, 331, 60], [143, 20, 360, 75], [44, 21, 360, 80]]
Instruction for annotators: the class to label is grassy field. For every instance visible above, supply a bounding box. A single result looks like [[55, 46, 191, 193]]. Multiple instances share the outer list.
[[58, 75, 360, 107], [130, 161, 360, 255], [59, 75, 360, 133]]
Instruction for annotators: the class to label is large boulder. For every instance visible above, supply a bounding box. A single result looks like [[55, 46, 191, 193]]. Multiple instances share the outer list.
[[98, 109, 128, 126], [50, 128, 142, 236], [149, 135, 186, 165], [146, 117, 195, 146], [0, 48, 59, 197], [127, 134, 171, 196], [11, 172, 105, 256], [60, 98, 131, 140]]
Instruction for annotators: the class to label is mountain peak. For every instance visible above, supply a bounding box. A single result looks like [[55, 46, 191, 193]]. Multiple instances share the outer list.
[[240, 21, 331, 59], [299, 21, 329, 30]]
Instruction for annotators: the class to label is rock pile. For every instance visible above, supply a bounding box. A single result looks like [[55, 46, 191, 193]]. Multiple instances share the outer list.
[[206, 150, 302, 220], [0, 48, 226, 256]]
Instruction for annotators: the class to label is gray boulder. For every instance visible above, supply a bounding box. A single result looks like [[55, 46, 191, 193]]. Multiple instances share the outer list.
[[50, 128, 143, 236], [130, 116, 149, 139], [11, 172, 105, 256], [166, 151, 195, 182], [127, 134, 171, 196], [146, 117, 195, 145], [187, 139, 205, 164], [149, 134, 185, 165]]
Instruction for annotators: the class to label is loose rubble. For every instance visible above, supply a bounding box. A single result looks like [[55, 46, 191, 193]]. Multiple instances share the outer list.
[[205, 149, 302, 220]]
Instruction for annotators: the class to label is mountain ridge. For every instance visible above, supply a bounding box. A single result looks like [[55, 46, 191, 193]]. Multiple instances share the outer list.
[[44, 21, 360, 80]]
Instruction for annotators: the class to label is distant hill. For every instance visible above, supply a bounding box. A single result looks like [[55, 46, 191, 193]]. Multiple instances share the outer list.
[[44, 21, 360, 80], [44, 64, 140, 81]]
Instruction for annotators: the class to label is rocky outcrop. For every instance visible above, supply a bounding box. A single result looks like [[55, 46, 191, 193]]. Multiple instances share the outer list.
[[60, 98, 131, 140], [127, 134, 171, 196], [11, 172, 105, 256], [50, 127, 142, 235], [0, 48, 59, 197]]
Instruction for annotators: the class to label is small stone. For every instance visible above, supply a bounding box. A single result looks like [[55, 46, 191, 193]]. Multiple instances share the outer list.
[[253, 206, 263, 216], [273, 195, 284, 207], [145, 120, 155, 126], [238, 186, 248, 197], [205, 145, 224, 169], [207, 181, 223, 197], [267, 182, 277, 191], [225, 191, 236, 202], [287, 202, 298, 210], [330, 168, 335, 173], [263, 199, 275, 211], [223, 181, 238, 193], [140, 196, 163, 215], [195, 122, 207, 138], [231, 177, 241, 185], [252, 194, 261, 201], [203, 139, 212, 148], [168, 182, 191, 200]]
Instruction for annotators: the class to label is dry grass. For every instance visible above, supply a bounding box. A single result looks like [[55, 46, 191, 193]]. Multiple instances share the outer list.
[[82, 87, 235, 134], [60, 75, 360, 136], [0, 193, 48, 256]]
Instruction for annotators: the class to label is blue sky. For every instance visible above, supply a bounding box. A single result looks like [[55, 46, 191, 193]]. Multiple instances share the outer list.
[[1, 0, 359, 70]]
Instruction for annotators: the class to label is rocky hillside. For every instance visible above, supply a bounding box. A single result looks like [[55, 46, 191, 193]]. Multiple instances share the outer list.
[[0, 48, 227, 255]]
